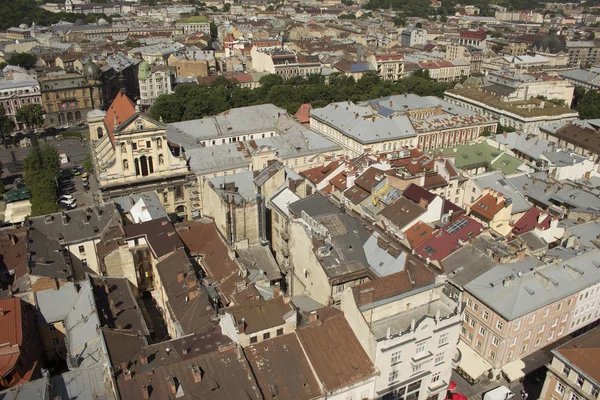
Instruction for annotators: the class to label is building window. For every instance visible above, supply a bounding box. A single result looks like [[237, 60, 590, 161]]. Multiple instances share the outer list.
[[568, 299, 573, 307], [431, 373, 440, 384], [535, 338, 541, 347], [412, 363, 423, 374], [435, 352, 444, 364], [590, 386, 599, 397], [389, 370, 399, 383], [492, 337, 499, 347], [78, 245, 85, 255], [483, 310, 489, 320], [263, 332, 270, 340], [52, 338, 60, 347], [529, 315, 535, 324], [276, 328, 284, 336], [489, 350, 496, 360], [48, 324, 56, 331], [132, 142, 137, 151], [175, 186, 184, 201], [123, 159, 129, 170], [476, 339, 482, 349], [158, 154, 164, 165], [510, 338, 516, 347], [157, 138, 163, 149], [557, 303, 563, 312], [543, 308, 549, 318], [556, 382, 565, 395], [552, 319, 558, 328], [439, 333, 449, 346], [514, 320, 521, 331], [576, 375, 585, 387], [416, 342, 426, 356], [571, 394, 581, 400], [467, 299, 473, 308], [539, 325, 545, 333], [391, 351, 401, 364], [467, 332, 473, 341], [479, 327, 486, 336], [521, 344, 528, 354], [562, 365, 571, 376], [524, 330, 531, 339], [146, 140, 151, 148]]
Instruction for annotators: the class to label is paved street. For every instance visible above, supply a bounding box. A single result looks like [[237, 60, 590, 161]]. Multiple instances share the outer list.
[[0, 136, 91, 176], [452, 366, 546, 400]]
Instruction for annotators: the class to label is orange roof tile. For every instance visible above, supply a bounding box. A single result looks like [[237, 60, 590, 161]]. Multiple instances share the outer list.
[[294, 103, 312, 124], [405, 221, 435, 249], [470, 193, 505, 221], [103, 92, 136, 144]]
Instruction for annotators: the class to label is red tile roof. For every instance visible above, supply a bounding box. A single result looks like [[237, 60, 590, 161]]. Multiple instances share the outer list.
[[402, 183, 436, 206], [294, 103, 313, 124], [329, 171, 348, 191], [296, 308, 377, 392], [375, 53, 404, 61], [300, 160, 340, 184], [511, 207, 552, 236], [354, 167, 391, 193], [470, 193, 505, 221], [459, 27, 487, 40], [405, 222, 435, 249], [415, 215, 483, 261], [104, 92, 136, 144], [353, 255, 435, 307]]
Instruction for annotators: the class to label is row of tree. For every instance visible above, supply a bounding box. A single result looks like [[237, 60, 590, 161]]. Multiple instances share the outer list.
[[23, 143, 61, 216], [0, 0, 109, 30], [148, 71, 455, 123]]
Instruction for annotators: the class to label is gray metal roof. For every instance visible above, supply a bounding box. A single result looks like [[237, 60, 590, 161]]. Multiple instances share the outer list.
[[465, 250, 600, 321], [249, 130, 342, 159], [269, 187, 301, 218], [543, 150, 586, 167], [51, 367, 115, 400], [64, 281, 103, 370], [442, 243, 498, 289], [187, 143, 250, 175], [36, 283, 80, 323], [492, 132, 556, 160], [113, 192, 168, 221], [363, 232, 407, 277], [236, 244, 282, 282], [567, 221, 600, 250], [0, 376, 49, 400], [167, 104, 307, 149], [209, 170, 257, 204], [474, 171, 532, 214]]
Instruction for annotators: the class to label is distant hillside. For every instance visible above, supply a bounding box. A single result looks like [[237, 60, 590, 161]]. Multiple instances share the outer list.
[[0, 0, 79, 30]]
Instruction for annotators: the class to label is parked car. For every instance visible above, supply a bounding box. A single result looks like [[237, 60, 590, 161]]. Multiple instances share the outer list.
[[71, 168, 81, 176], [81, 172, 89, 182], [58, 195, 75, 202], [59, 198, 77, 209], [483, 386, 514, 400]]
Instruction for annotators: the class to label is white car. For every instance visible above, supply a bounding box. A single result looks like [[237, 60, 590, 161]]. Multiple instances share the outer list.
[[60, 198, 77, 208], [58, 195, 74, 202]]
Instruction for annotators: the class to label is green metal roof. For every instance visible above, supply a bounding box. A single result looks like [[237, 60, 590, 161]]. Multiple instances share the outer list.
[[489, 153, 523, 175], [178, 16, 209, 23], [5, 188, 31, 203]]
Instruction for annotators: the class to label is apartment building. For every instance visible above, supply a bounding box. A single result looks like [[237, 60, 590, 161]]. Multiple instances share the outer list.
[[368, 54, 404, 81], [250, 47, 321, 79], [458, 27, 487, 48], [460, 250, 600, 382], [566, 41, 600, 68], [341, 264, 462, 400], [539, 327, 600, 400], [137, 61, 174, 107], [401, 27, 428, 48], [310, 94, 497, 156], [0, 73, 42, 130], [418, 60, 471, 82], [175, 15, 210, 35]]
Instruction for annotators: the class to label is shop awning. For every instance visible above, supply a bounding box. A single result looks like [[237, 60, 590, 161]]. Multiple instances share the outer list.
[[501, 351, 550, 382], [457, 341, 493, 380]]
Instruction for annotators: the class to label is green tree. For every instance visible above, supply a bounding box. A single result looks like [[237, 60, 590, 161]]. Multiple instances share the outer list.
[[83, 153, 94, 173], [576, 89, 600, 119], [0, 105, 13, 149], [210, 21, 218, 38], [590, 32, 596, 40], [223, 2, 231, 12], [23, 143, 60, 216], [573, 86, 587, 108], [6, 52, 36, 69], [16, 104, 44, 132]]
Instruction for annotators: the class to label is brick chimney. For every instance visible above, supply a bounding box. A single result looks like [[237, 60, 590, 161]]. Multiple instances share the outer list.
[[167, 376, 176, 394], [142, 385, 149, 399], [237, 318, 246, 333], [191, 365, 202, 383], [358, 287, 375, 306], [418, 198, 429, 208], [309, 310, 318, 324], [124, 369, 133, 381], [140, 350, 148, 365]]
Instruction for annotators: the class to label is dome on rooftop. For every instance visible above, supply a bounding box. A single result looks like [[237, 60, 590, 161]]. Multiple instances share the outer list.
[[18, 24, 28, 29], [533, 34, 566, 54], [84, 61, 102, 80]]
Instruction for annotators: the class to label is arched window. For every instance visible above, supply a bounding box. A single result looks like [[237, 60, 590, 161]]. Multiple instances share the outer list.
[[75, 111, 81, 121], [97, 127, 103, 139], [148, 156, 154, 174], [158, 154, 164, 165], [157, 138, 163, 149], [123, 159, 129, 170]]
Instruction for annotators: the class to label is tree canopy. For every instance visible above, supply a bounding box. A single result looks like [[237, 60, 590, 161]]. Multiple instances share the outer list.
[[148, 71, 454, 123], [0, 0, 79, 30], [23, 143, 61, 216], [16, 104, 44, 130], [6, 53, 36, 70], [575, 88, 600, 119], [0, 105, 13, 149]]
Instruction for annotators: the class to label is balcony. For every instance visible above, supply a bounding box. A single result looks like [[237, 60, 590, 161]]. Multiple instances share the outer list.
[[280, 229, 289, 241], [280, 246, 289, 258]]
